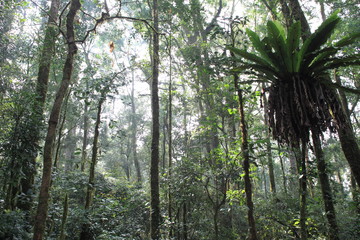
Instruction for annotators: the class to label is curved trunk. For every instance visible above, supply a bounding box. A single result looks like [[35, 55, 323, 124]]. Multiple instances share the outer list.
[[33, 1, 81, 239]]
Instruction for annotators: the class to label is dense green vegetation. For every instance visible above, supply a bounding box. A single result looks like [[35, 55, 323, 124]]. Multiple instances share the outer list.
[[0, 0, 359, 239]]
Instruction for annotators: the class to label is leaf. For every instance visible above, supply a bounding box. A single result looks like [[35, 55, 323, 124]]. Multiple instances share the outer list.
[[267, 21, 292, 72], [246, 29, 274, 67], [335, 32, 360, 48], [299, 11, 340, 71], [286, 21, 301, 72], [227, 46, 273, 68]]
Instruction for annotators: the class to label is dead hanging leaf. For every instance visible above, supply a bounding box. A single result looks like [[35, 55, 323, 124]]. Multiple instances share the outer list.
[[109, 41, 114, 53]]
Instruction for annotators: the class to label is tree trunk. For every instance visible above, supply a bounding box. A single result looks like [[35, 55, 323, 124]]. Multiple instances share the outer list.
[[150, 0, 160, 238], [333, 71, 360, 187], [311, 132, 340, 240], [183, 202, 188, 240], [263, 86, 276, 194], [131, 69, 142, 183], [58, 194, 69, 240], [80, 89, 89, 172], [234, 75, 258, 240], [168, 36, 174, 238], [295, 142, 307, 240], [80, 90, 106, 240], [278, 143, 288, 194], [32, 0, 81, 239], [17, 0, 59, 212], [286, 0, 311, 40]]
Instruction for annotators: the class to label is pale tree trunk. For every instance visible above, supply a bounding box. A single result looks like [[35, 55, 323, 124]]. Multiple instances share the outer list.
[[150, 0, 160, 238], [32, 0, 81, 239], [80, 100, 89, 172], [167, 33, 174, 238], [262, 85, 276, 194], [81, 52, 92, 172], [131, 69, 142, 183]]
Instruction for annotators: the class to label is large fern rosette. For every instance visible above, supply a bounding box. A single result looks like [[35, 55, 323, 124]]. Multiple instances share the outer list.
[[228, 12, 360, 145]]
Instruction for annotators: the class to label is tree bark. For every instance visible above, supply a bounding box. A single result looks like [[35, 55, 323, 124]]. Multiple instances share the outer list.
[[333, 71, 360, 187], [33, 0, 81, 239], [150, 0, 160, 238], [263, 86, 276, 194], [18, 0, 59, 211], [311, 132, 340, 240], [295, 142, 307, 240], [80, 91, 105, 240], [168, 34, 173, 238], [131, 69, 142, 183], [286, 0, 311, 40], [234, 75, 258, 240]]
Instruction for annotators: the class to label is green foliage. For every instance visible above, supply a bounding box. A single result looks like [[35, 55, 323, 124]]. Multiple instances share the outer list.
[[0, 209, 31, 239], [46, 171, 148, 239], [228, 12, 360, 145]]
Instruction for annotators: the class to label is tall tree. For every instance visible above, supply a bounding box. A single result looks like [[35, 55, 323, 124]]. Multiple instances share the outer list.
[[4, 0, 60, 211], [33, 0, 81, 238], [80, 79, 111, 240], [150, 0, 160, 238]]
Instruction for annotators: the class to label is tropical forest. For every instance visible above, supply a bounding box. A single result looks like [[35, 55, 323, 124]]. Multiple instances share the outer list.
[[0, 0, 359, 239]]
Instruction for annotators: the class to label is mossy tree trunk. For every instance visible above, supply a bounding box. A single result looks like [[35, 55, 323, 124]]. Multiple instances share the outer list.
[[33, 0, 81, 239], [150, 0, 160, 238]]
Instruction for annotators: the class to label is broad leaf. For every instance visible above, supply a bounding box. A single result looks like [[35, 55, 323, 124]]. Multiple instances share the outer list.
[[286, 21, 301, 72], [227, 46, 274, 69], [267, 21, 292, 72], [246, 29, 274, 67], [335, 32, 360, 47]]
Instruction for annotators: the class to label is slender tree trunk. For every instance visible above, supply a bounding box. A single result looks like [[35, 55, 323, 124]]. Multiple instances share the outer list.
[[278, 144, 288, 194], [150, 0, 160, 238], [263, 86, 276, 194], [168, 35, 173, 238], [53, 91, 70, 171], [80, 90, 89, 172], [183, 202, 188, 240], [234, 75, 258, 240], [131, 69, 142, 183], [33, 1, 81, 239], [311, 132, 340, 240], [350, 173, 360, 214], [58, 193, 68, 240], [295, 142, 307, 240], [80, 91, 106, 240]]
